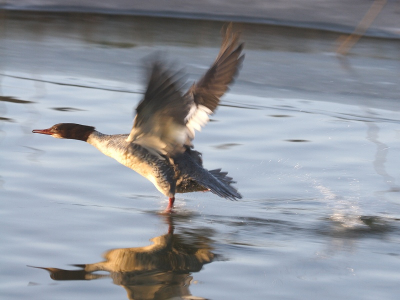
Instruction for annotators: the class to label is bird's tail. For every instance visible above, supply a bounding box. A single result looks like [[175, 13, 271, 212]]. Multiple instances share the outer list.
[[206, 169, 242, 200], [174, 153, 242, 200]]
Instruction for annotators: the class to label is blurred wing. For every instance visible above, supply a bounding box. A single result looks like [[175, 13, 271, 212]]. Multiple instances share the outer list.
[[185, 23, 245, 139], [126, 61, 191, 157], [126, 24, 244, 157]]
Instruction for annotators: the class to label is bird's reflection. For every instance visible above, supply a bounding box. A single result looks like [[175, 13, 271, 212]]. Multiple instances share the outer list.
[[31, 215, 215, 300]]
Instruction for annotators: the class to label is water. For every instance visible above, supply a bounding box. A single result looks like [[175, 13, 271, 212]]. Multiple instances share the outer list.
[[1, 12, 400, 300]]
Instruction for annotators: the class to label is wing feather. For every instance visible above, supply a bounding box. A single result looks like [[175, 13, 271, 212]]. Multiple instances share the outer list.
[[126, 61, 190, 156], [184, 23, 244, 140], [127, 24, 244, 157]]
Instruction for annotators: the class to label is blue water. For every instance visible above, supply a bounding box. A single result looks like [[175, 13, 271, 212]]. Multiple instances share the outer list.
[[1, 13, 400, 300]]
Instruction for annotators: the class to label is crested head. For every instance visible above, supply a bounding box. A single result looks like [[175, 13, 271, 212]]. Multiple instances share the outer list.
[[32, 123, 95, 141]]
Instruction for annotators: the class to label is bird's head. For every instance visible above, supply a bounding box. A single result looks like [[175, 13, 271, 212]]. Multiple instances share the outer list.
[[32, 123, 95, 141]]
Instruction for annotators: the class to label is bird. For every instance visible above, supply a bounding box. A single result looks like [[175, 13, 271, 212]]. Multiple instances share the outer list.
[[32, 24, 244, 212]]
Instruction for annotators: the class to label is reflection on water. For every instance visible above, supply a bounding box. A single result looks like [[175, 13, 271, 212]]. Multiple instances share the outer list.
[[30, 215, 215, 300]]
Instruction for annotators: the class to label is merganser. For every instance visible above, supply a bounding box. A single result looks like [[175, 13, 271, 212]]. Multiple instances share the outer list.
[[32, 24, 244, 211]]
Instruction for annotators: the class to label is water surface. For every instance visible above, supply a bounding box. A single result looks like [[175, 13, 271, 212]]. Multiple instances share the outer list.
[[1, 12, 400, 300]]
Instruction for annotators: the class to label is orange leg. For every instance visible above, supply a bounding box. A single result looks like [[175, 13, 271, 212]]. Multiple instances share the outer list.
[[166, 197, 175, 213]]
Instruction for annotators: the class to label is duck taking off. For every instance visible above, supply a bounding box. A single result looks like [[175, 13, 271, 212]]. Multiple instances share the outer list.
[[33, 24, 244, 212]]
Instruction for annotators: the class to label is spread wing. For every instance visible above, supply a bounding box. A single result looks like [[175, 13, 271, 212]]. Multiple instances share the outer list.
[[126, 24, 244, 157], [126, 61, 191, 156], [185, 23, 244, 139]]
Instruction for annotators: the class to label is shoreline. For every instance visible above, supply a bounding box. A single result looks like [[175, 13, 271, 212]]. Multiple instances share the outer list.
[[1, 1, 399, 40]]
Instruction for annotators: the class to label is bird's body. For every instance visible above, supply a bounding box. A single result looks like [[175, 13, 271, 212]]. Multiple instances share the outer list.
[[86, 131, 205, 197], [33, 24, 244, 211]]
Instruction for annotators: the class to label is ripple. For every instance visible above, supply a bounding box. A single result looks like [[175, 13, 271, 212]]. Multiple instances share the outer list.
[[0, 96, 34, 104], [285, 139, 310, 142], [50, 107, 85, 112], [214, 143, 242, 150]]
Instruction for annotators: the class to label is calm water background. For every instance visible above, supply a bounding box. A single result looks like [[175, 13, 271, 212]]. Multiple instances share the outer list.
[[1, 10, 400, 300]]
